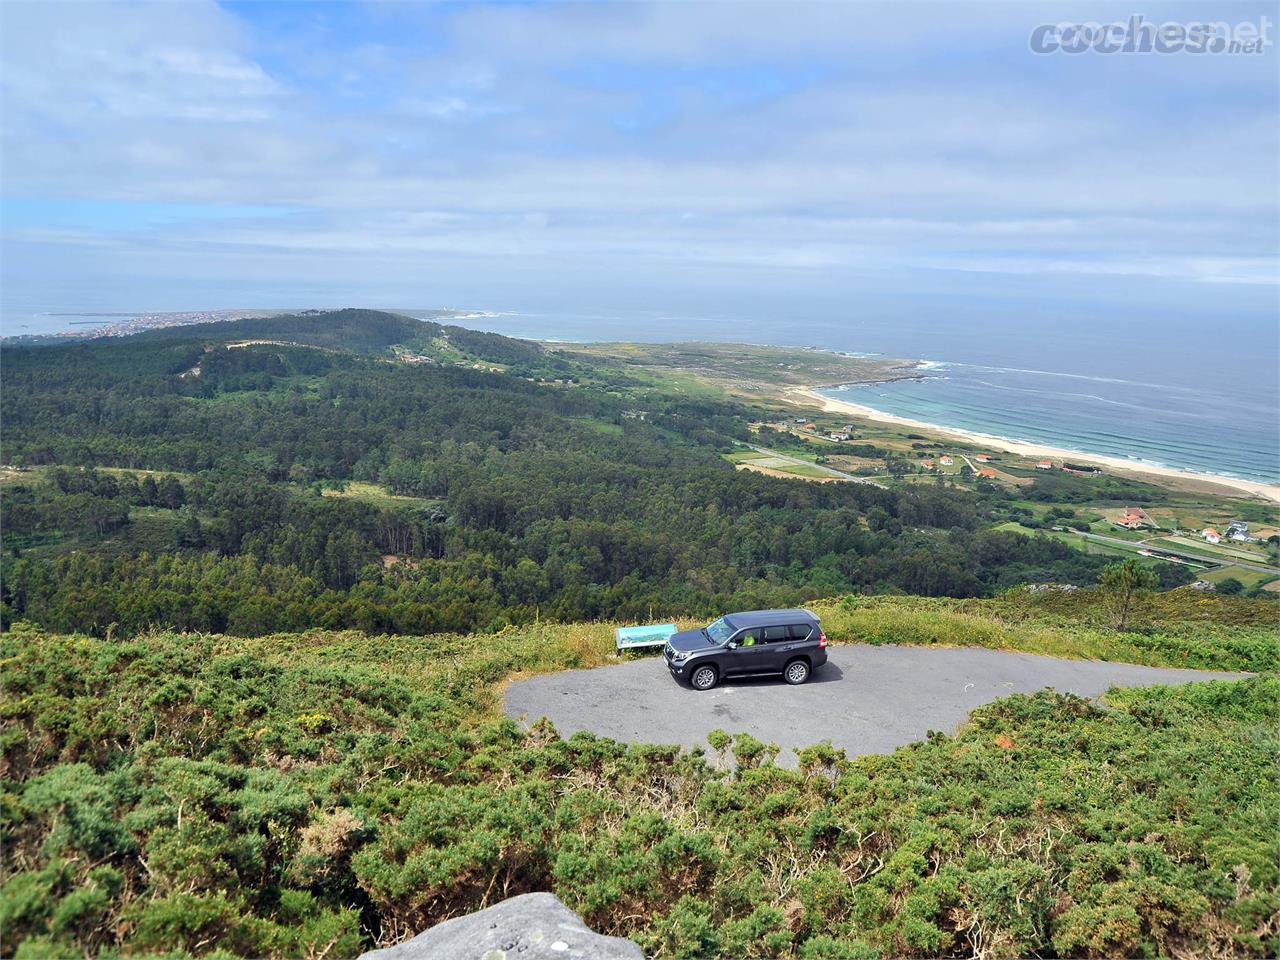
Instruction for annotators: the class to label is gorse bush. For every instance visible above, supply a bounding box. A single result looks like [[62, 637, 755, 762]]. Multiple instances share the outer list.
[[3, 615, 1276, 959]]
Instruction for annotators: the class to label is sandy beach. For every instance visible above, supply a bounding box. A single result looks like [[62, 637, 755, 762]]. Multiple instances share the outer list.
[[793, 388, 1280, 504]]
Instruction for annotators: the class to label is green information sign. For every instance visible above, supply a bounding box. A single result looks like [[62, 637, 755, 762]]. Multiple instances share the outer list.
[[615, 623, 677, 651]]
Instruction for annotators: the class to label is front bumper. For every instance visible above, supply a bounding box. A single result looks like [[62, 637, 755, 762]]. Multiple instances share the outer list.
[[663, 643, 690, 676]]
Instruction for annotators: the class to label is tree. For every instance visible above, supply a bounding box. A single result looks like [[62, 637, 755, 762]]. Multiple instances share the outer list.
[[1215, 577, 1244, 596], [1099, 558, 1158, 630], [158, 476, 186, 510]]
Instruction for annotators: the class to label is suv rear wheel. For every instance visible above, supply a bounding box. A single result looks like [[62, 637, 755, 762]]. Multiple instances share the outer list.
[[783, 659, 810, 685], [690, 664, 719, 690]]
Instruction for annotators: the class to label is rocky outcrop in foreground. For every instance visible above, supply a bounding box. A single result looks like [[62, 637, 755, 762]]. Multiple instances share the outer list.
[[358, 893, 645, 960]]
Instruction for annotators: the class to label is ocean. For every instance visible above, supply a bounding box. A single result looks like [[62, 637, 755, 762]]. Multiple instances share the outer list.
[[4, 301, 1276, 485], [822, 363, 1274, 484], [411, 306, 1279, 487]]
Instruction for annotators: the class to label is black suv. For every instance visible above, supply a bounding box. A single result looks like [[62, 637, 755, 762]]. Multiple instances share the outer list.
[[663, 608, 828, 690]]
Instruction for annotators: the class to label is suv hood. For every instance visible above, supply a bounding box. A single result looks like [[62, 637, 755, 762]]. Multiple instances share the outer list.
[[667, 628, 719, 653]]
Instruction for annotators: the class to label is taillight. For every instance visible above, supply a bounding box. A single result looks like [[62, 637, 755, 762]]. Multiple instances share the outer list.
[[819, 631, 828, 648]]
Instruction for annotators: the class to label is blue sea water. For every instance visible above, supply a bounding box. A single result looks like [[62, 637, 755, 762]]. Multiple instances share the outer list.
[[823, 363, 1275, 484]]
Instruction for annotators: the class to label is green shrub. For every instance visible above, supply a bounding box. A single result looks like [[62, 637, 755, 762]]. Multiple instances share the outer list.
[[2, 621, 1276, 958]]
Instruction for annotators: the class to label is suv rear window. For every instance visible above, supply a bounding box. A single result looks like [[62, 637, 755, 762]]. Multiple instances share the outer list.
[[787, 623, 814, 640]]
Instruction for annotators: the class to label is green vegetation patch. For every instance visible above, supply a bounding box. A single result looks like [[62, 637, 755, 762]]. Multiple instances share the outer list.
[[557, 340, 916, 390], [318, 481, 439, 508], [814, 592, 1278, 674], [774, 463, 832, 479], [2, 623, 1275, 959], [1152, 536, 1268, 564], [1201, 566, 1278, 592], [6, 322, 1164, 637]]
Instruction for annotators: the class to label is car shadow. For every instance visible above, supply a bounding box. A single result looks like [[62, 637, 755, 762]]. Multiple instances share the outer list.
[[718, 661, 845, 687]]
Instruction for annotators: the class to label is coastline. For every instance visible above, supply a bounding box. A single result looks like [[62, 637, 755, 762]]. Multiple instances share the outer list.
[[793, 387, 1280, 504]]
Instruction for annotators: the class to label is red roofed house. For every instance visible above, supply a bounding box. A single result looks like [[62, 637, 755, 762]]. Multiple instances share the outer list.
[[975, 454, 992, 463], [1113, 506, 1151, 531], [1201, 528, 1221, 544], [1036, 459, 1053, 470], [978, 468, 997, 478]]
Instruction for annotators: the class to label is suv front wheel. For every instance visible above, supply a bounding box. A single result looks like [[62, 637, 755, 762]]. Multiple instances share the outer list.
[[783, 659, 810, 685], [690, 664, 719, 690]]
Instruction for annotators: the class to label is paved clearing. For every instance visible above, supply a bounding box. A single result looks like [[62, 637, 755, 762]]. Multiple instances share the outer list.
[[505, 645, 1249, 766]]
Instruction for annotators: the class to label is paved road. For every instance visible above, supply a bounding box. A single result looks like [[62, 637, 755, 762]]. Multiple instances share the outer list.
[[505, 646, 1249, 766], [747, 444, 887, 489]]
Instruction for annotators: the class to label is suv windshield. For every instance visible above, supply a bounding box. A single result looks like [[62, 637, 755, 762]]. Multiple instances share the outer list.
[[705, 617, 735, 644]]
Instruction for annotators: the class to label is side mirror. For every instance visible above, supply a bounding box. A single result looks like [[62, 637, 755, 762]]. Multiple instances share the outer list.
[[727, 640, 739, 649]]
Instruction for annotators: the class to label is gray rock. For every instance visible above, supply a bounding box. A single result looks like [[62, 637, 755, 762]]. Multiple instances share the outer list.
[[358, 893, 645, 960]]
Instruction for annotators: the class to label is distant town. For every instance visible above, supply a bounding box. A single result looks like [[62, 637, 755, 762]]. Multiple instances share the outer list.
[[6, 309, 285, 341]]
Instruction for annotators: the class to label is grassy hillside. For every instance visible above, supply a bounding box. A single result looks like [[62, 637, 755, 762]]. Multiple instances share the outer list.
[[3, 594, 1276, 959], [129, 309, 574, 375], [555, 341, 917, 398], [5, 319, 1144, 641]]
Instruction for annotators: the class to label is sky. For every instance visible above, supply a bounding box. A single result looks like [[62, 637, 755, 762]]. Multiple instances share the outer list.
[[1, 0, 1277, 327]]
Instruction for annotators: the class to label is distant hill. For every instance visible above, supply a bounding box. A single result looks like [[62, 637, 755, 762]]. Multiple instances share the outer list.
[[131, 307, 572, 372], [136, 308, 434, 354]]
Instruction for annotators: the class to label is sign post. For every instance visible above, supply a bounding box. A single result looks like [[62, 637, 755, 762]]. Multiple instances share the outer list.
[[614, 623, 677, 652]]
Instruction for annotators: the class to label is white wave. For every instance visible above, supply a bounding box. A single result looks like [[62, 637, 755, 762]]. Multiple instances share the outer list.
[[965, 379, 1200, 415], [954, 362, 1193, 393]]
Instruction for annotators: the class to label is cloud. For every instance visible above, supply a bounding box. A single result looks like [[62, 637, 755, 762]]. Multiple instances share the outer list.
[[2, 1, 279, 125], [0, 0, 1276, 320]]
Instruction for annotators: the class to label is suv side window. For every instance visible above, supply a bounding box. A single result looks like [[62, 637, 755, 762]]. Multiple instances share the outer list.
[[761, 625, 790, 643], [787, 623, 814, 641], [736, 627, 764, 647]]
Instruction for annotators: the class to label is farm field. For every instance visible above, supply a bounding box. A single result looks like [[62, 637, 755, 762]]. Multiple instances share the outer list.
[[1201, 565, 1279, 591], [993, 521, 1138, 558], [725, 447, 847, 481], [1153, 535, 1271, 564]]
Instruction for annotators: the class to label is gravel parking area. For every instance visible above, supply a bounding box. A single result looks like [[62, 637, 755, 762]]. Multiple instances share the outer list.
[[505, 645, 1249, 765]]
